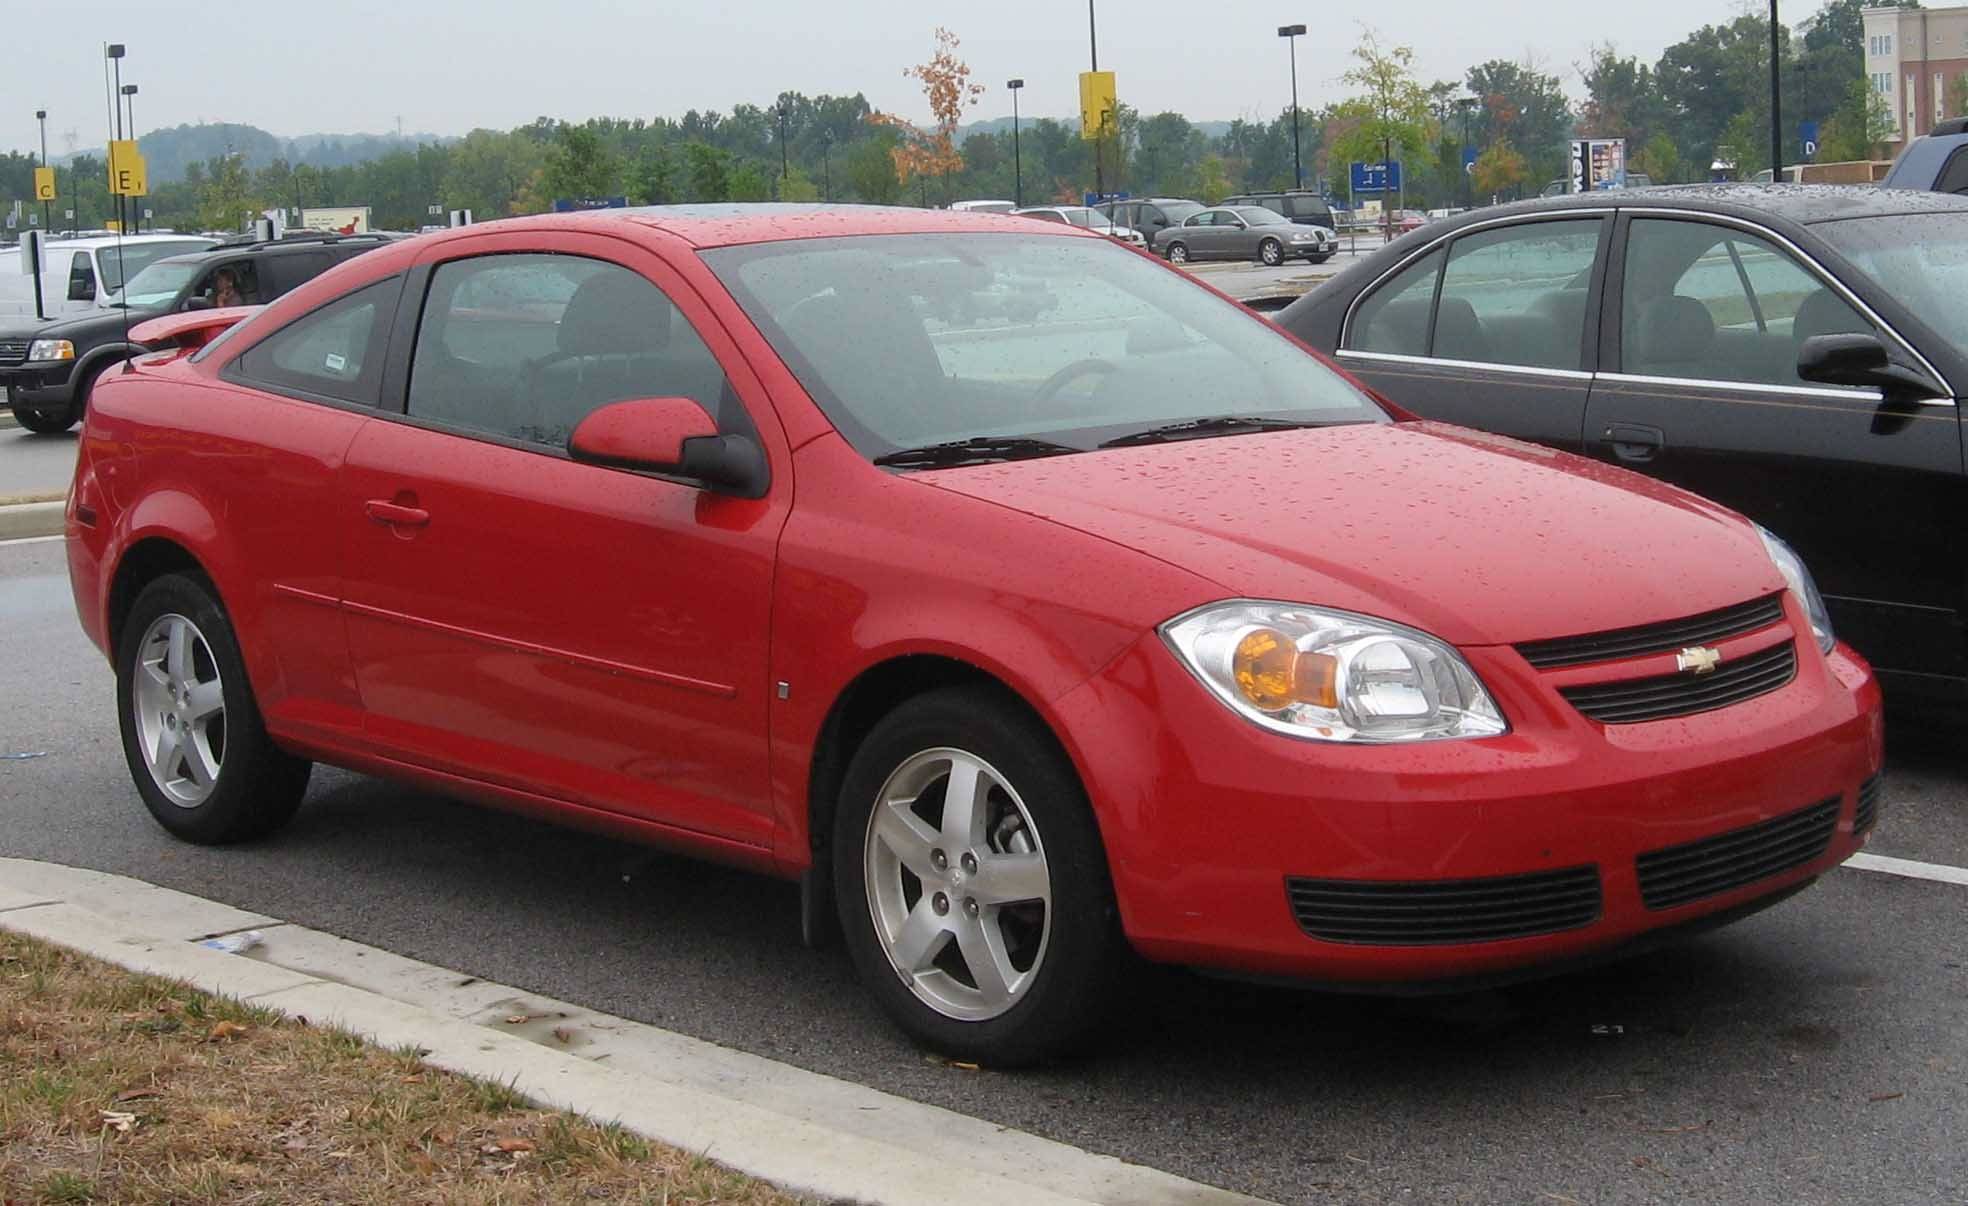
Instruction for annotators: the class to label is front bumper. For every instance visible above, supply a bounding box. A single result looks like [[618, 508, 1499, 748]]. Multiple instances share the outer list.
[[1, 360, 78, 409], [1054, 600, 1883, 986]]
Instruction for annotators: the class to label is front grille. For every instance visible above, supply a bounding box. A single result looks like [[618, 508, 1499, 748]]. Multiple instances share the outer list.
[[1287, 866, 1602, 945], [1515, 594, 1785, 669], [0, 339, 28, 366], [1559, 640, 1796, 724], [1636, 797, 1838, 910], [1854, 773, 1884, 835]]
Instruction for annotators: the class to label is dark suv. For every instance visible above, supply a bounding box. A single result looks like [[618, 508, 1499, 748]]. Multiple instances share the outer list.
[[0, 232, 394, 433], [1221, 191, 1337, 231], [1882, 116, 1968, 195]]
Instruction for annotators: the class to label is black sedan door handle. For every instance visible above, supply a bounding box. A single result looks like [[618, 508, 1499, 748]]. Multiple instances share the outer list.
[[1604, 423, 1665, 463]]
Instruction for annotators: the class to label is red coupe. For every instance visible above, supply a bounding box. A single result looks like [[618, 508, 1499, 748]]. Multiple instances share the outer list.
[[67, 206, 1883, 1064]]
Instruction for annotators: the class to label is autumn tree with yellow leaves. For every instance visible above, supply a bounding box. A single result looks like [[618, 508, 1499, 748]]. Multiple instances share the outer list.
[[870, 28, 985, 202]]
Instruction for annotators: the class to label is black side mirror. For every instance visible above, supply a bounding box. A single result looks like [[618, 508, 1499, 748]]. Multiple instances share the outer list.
[[1797, 333, 1941, 399], [182, 296, 214, 312]]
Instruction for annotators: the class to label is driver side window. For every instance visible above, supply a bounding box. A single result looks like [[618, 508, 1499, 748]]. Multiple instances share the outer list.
[[1620, 219, 1874, 387]]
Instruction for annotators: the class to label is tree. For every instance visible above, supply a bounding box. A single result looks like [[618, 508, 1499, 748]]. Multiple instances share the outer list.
[[846, 129, 903, 203], [1632, 132, 1684, 184], [728, 162, 771, 201], [1196, 154, 1232, 203], [543, 124, 620, 201], [1952, 75, 1968, 122], [1471, 141, 1529, 198], [1579, 46, 1670, 148], [196, 153, 259, 232], [444, 129, 546, 217], [871, 28, 985, 195], [1466, 59, 1571, 186], [683, 142, 730, 201], [626, 144, 677, 205], [778, 165, 821, 202], [1331, 28, 1432, 235]]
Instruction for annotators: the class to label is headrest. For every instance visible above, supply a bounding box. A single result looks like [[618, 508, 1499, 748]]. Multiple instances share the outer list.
[[558, 270, 673, 357]]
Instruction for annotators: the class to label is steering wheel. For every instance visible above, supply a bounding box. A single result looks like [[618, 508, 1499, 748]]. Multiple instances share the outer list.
[[1034, 358, 1119, 404]]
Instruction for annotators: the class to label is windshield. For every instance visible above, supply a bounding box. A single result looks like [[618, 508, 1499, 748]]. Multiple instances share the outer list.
[[703, 232, 1385, 461], [1816, 214, 1968, 348], [1238, 208, 1291, 226], [96, 240, 212, 297], [1160, 202, 1205, 223], [110, 261, 201, 308], [1057, 208, 1102, 228]]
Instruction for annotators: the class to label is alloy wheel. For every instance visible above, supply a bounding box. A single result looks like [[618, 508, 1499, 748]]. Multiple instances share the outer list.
[[1168, 244, 1189, 263], [863, 747, 1052, 1022], [130, 613, 227, 807]]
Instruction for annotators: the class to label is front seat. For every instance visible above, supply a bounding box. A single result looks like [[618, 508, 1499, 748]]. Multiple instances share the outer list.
[[1628, 295, 1716, 378], [531, 271, 679, 442]]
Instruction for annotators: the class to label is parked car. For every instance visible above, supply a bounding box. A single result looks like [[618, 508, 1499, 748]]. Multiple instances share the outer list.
[[1276, 185, 1968, 708], [1011, 205, 1145, 247], [1222, 190, 1337, 232], [1154, 205, 1337, 265], [1881, 116, 1968, 194], [949, 199, 1017, 214], [70, 204, 1880, 1065], [0, 231, 393, 432], [0, 233, 215, 320], [1094, 197, 1206, 247]]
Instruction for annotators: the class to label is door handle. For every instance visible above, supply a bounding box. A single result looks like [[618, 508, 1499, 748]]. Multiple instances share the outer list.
[[364, 499, 430, 528], [1603, 423, 1665, 463]]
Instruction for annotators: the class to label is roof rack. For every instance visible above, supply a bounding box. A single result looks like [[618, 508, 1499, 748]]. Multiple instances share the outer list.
[[208, 230, 394, 249], [1933, 117, 1968, 137]]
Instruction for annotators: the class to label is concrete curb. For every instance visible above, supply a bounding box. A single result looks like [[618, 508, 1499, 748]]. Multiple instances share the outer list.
[[0, 858, 1269, 1206], [0, 499, 65, 540]]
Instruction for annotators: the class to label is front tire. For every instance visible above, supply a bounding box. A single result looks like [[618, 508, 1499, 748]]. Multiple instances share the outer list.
[[833, 687, 1122, 1066], [1165, 242, 1190, 264], [116, 574, 311, 844], [1257, 238, 1283, 266], [9, 401, 74, 434]]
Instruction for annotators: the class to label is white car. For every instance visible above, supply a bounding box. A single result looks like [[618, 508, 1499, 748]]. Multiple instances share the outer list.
[[948, 199, 1017, 215], [1011, 206, 1147, 248], [1, 233, 217, 319]]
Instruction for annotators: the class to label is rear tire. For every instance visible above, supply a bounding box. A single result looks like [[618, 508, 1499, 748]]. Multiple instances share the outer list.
[[1166, 242, 1190, 264], [116, 573, 311, 845], [832, 687, 1122, 1066]]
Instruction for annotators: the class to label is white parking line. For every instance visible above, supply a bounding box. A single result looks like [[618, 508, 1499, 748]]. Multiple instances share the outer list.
[[0, 534, 64, 547], [1845, 851, 1968, 887]]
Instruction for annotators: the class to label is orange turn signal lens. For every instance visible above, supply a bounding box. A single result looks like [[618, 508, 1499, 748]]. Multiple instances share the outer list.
[[1233, 629, 1339, 712]]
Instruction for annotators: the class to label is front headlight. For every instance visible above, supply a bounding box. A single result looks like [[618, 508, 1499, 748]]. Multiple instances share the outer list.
[[1289, 232, 1315, 241], [1162, 601, 1508, 743], [28, 339, 74, 362], [1756, 527, 1835, 654]]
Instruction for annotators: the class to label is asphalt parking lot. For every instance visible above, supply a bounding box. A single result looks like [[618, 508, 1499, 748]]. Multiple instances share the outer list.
[[0, 534, 1962, 1204]]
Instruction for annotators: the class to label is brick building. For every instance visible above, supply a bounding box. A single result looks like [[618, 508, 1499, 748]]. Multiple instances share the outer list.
[[1864, 4, 1968, 141]]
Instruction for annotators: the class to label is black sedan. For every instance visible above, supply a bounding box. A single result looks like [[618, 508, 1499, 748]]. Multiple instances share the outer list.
[[1276, 186, 1968, 708]]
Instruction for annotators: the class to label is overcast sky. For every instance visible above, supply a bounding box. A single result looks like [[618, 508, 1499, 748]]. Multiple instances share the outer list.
[[16, 0, 1793, 154]]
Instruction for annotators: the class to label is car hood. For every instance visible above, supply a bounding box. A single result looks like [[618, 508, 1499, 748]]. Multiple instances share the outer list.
[[918, 421, 1786, 647], [0, 305, 164, 340]]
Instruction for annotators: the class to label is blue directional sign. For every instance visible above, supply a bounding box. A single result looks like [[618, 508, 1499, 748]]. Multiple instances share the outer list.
[[1349, 161, 1402, 193], [1799, 120, 1821, 162], [1462, 146, 1479, 174]]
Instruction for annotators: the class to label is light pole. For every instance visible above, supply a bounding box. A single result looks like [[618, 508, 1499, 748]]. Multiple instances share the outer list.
[[35, 109, 50, 234], [121, 84, 139, 231], [820, 133, 832, 201], [1768, 0, 1783, 182], [1007, 79, 1025, 207], [1278, 25, 1306, 191], [776, 102, 791, 188], [1457, 96, 1477, 207], [106, 44, 126, 234], [1088, 0, 1103, 202]]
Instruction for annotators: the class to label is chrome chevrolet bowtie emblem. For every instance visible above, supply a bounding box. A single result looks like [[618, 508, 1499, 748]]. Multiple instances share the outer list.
[[1677, 645, 1722, 675]]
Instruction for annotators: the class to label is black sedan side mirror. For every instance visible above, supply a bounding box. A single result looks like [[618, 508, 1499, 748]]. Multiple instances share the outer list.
[[1797, 334, 1941, 399], [182, 296, 214, 312]]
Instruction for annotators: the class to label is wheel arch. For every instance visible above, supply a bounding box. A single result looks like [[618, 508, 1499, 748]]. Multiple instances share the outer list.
[[71, 344, 143, 409], [105, 534, 220, 657]]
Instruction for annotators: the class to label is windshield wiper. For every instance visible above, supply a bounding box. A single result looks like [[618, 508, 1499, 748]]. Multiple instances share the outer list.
[[1097, 416, 1342, 448], [873, 435, 1080, 469]]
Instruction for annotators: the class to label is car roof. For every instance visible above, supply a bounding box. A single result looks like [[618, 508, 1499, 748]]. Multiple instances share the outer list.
[[1445, 184, 1968, 227], [451, 203, 1100, 249], [38, 233, 215, 251], [144, 236, 391, 272]]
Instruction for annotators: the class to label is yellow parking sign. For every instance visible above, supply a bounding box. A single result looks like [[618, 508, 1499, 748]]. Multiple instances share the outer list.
[[1079, 71, 1116, 141], [107, 140, 148, 197], [34, 166, 56, 202]]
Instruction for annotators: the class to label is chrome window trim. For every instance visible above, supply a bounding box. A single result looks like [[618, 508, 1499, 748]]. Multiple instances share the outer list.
[[1338, 205, 1956, 405], [1337, 349, 1593, 382], [1617, 208, 1955, 404], [1593, 372, 1892, 404]]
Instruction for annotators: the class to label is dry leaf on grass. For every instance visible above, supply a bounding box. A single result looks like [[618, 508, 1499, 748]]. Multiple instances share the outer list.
[[208, 1020, 251, 1042], [99, 1109, 139, 1133], [114, 1088, 163, 1103]]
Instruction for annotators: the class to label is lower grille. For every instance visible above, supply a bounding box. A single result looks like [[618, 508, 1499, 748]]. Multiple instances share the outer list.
[[1516, 594, 1784, 669], [0, 339, 27, 366], [1287, 866, 1601, 945], [1854, 774, 1883, 835], [1636, 798, 1838, 911], [1560, 640, 1797, 724]]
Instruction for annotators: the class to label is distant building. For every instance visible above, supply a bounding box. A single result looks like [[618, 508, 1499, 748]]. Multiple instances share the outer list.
[[1864, 5, 1968, 142]]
